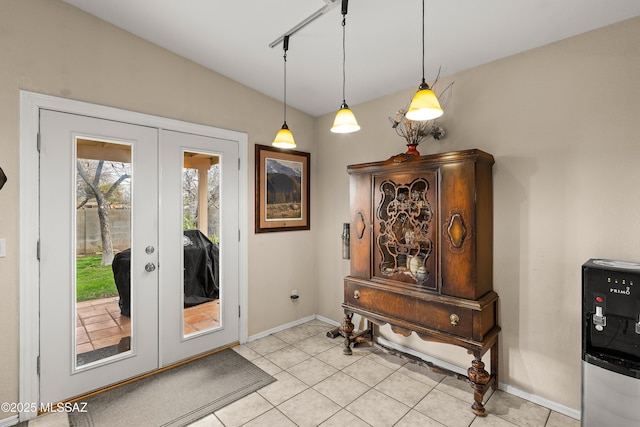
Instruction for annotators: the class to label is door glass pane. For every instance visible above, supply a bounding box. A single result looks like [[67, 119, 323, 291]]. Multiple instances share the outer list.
[[182, 151, 221, 337], [75, 138, 132, 367], [373, 172, 438, 290]]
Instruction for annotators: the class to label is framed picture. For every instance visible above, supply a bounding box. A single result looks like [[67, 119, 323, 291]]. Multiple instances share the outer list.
[[255, 144, 310, 233]]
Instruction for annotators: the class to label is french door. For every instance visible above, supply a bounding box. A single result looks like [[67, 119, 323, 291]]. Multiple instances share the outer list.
[[159, 130, 239, 365], [39, 110, 239, 404]]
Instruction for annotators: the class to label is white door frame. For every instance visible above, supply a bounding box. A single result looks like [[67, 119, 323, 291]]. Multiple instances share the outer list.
[[18, 91, 249, 423]]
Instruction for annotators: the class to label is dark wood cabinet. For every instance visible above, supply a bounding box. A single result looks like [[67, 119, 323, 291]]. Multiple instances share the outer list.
[[336, 149, 500, 416]]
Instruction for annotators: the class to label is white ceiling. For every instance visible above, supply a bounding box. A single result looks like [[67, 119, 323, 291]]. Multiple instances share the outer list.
[[61, 0, 640, 117]]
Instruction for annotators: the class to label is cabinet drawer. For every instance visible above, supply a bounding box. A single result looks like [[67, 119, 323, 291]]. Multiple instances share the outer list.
[[345, 281, 473, 338]]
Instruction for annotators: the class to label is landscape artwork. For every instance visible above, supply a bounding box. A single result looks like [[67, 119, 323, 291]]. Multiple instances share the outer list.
[[265, 158, 302, 221], [255, 144, 310, 233]]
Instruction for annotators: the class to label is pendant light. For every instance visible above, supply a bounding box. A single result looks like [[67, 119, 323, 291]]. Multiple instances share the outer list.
[[331, 0, 360, 133], [272, 35, 296, 148], [405, 0, 443, 121]]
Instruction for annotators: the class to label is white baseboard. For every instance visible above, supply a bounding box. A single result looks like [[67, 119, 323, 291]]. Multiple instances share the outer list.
[[314, 314, 340, 327], [377, 337, 581, 421], [246, 314, 317, 342], [0, 415, 18, 427], [499, 383, 580, 420]]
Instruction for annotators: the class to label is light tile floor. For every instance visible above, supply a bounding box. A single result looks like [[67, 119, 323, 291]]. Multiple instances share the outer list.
[[29, 319, 580, 427], [199, 319, 580, 427]]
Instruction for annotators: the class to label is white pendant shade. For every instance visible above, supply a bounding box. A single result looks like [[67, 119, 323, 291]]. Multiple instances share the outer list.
[[272, 123, 296, 148], [331, 105, 360, 133], [406, 86, 443, 121]]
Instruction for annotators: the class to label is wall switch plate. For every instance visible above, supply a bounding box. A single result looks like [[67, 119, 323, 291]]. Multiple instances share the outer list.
[[0, 238, 6, 257]]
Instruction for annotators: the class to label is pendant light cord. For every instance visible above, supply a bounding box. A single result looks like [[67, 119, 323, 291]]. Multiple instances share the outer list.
[[341, 13, 346, 105], [421, 0, 425, 85], [283, 35, 289, 124]]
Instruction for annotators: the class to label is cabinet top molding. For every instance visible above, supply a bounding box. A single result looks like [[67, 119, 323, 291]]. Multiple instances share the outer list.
[[347, 148, 494, 174]]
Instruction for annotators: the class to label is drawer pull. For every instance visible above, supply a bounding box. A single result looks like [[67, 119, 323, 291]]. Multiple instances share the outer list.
[[353, 290, 360, 299], [450, 313, 459, 326]]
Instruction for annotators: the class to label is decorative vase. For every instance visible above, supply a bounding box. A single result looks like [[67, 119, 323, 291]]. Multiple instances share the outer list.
[[406, 143, 420, 156]]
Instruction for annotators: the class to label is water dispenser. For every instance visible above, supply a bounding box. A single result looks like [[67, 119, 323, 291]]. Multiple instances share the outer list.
[[582, 259, 640, 426]]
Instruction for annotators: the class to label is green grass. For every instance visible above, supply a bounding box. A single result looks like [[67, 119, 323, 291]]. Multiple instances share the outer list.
[[76, 255, 118, 302]]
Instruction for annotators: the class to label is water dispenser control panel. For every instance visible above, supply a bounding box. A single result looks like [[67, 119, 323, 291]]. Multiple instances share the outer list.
[[583, 259, 640, 373]]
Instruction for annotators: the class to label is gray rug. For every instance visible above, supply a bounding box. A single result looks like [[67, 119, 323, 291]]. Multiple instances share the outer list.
[[69, 349, 275, 427]]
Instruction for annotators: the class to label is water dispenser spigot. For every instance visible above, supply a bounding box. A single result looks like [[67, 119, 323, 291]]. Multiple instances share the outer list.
[[593, 306, 606, 331]]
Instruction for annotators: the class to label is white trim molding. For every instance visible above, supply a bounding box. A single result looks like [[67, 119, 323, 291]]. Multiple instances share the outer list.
[[19, 91, 42, 424], [0, 415, 18, 427], [315, 314, 340, 328], [247, 315, 317, 342]]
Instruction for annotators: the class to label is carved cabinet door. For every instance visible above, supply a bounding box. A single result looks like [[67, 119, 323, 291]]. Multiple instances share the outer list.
[[372, 169, 439, 290]]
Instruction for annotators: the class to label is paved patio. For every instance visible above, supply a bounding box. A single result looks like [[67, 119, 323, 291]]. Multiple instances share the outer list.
[[76, 297, 220, 357]]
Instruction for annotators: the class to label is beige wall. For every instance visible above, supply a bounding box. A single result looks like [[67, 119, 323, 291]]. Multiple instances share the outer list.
[[2, 0, 639, 420], [0, 0, 316, 418], [315, 16, 640, 411]]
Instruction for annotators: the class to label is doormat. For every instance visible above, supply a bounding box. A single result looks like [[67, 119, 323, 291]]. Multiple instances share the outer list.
[[69, 349, 275, 427]]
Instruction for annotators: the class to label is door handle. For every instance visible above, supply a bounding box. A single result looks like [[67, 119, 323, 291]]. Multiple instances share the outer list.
[[145, 262, 156, 272]]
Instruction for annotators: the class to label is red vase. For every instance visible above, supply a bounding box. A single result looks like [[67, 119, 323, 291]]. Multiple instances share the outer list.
[[406, 144, 420, 156]]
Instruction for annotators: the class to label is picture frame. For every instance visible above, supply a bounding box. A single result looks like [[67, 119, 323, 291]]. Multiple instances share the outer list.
[[255, 144, 310, 233]]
